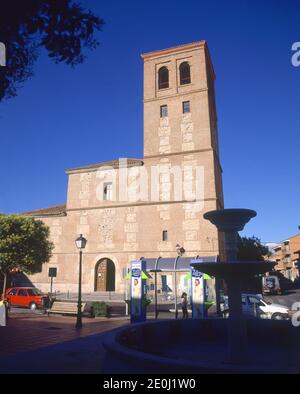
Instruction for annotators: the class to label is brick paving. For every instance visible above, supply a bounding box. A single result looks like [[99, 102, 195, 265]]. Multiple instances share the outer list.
[[0, 309, 184, 373], [0, 313, 129, 358]]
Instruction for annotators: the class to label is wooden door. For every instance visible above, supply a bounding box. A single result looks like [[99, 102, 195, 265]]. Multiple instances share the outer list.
[[95, 259, 107, 291]]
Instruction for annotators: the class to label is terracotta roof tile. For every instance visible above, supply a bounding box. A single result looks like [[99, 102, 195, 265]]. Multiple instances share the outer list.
[[66, 158, 144, 173], [22, 204, 66, 217]]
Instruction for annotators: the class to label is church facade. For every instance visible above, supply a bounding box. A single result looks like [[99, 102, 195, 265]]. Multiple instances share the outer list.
[[25, 41, 224, 294]]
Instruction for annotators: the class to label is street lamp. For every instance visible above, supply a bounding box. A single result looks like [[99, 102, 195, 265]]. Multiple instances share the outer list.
[[75, 234, 87, 329]]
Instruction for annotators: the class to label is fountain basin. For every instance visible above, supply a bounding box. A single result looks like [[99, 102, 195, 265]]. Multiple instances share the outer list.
[[102, 319, 300, 374], [204, 209, 257, 232]]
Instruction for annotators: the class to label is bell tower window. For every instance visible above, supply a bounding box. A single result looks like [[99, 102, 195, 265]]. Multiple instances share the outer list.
[[158, 66, 169, 89], [179, 62, 191, 85]]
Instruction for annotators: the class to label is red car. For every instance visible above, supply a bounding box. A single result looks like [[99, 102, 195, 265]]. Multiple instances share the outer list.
[[6, 287, 48, 310]]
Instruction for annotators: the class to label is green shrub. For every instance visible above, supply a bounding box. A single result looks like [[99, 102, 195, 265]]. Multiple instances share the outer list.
[[91, 301, 111, 317]]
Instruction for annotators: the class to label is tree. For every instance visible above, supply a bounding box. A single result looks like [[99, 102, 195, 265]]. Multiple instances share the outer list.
[[0, 0, 104, 101], [0, 215, 54, 298], [237, 236, 269, 261], [236, 236, 270, 293]]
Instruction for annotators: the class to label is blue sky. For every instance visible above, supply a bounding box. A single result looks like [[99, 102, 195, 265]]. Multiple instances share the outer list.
[[0, 0, 299, 243]]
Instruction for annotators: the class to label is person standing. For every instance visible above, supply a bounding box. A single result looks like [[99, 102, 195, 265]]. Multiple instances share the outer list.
[[181, 292, 188, 319]]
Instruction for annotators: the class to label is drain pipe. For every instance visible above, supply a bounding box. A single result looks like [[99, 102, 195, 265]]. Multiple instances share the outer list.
[[174, 255, 180, 319], [154, 256, 161, 319]]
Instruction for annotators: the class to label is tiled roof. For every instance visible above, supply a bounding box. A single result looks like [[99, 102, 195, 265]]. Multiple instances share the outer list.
[[22, 204, 66, 217], [66, 158, 144, 173]]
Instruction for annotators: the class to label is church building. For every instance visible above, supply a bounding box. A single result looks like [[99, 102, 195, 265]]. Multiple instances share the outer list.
[[24, 41, 224, 295]]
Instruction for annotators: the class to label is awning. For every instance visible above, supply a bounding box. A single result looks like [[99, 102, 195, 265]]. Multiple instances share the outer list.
[[142, 256, 218, 272]]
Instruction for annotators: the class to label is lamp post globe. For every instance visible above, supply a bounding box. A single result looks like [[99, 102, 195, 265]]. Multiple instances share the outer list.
[[75, 234, 87, 329], [75, 234, 87, 250]]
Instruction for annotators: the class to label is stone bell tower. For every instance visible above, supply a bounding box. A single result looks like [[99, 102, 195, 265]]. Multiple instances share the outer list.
[[141, 41, 223, 208]]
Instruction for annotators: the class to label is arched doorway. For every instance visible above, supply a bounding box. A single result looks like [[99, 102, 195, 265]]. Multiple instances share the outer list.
[[95, 258, 116, 292]]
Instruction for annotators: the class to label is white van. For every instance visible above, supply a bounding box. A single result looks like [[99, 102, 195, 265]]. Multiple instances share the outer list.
[[222, 293, 289, 320]]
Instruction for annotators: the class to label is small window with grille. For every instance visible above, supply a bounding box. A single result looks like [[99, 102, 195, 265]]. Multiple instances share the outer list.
[[103, 182, 113, 201], [162, 230, 168, 241], [183, 101, 190, 113], [160, 105, 168, 118]]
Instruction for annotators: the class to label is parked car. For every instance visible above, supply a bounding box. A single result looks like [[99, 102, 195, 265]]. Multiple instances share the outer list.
[[6, 287, 48, 311], [262, 275, 282, 295], [221, 293, 289, 320]]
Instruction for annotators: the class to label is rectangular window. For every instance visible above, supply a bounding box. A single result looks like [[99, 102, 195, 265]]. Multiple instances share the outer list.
[[160, 105, 168, 118], [162, 230, 168, 241], [183, 101, 190, 113], [103, 182, 113, 201]]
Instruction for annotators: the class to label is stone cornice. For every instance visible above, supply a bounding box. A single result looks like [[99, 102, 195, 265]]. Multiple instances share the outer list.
[[143, 88, 208, 103], [51, 249, 219, 255], [141, 41, 206, 60], [144, 147, 222, 173], [66, 197, 221, 213], [144, 147, 212, 159]]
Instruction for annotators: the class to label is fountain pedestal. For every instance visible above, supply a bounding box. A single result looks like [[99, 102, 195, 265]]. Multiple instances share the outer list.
[[226, 278, 247, 364]]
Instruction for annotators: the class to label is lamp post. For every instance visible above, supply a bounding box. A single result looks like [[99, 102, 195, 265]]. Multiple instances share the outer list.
[[154, 256, 161, 319], [75, 234, 87, 329]]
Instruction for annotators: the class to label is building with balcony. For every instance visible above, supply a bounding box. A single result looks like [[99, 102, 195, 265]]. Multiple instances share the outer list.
[[273, 234, 300, 281]]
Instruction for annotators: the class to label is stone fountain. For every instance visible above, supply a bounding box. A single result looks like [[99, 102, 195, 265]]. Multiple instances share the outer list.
[[193, 208, 275, 364], [101, 209, 300, 373]]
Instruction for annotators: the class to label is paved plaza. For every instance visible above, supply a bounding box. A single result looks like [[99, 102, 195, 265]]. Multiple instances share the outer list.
[[1, 289, 299, 374], [0, 312, 128, 373]]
